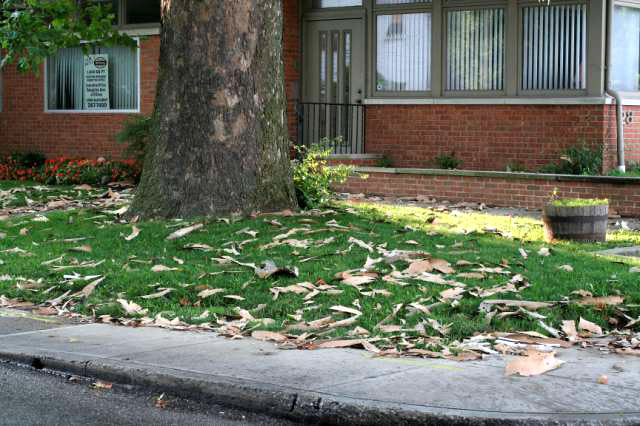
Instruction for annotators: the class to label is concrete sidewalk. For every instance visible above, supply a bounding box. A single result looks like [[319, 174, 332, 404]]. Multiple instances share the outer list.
[[1, 309, 639, 425]]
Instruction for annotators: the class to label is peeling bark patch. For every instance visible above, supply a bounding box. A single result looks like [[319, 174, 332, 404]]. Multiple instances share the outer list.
[[213, 118, 227, 142], [232, 113, 248, 137]]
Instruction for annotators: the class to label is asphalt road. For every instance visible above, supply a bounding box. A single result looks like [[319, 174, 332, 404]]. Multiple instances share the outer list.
[[0, 361, 299, 426], [0, 310, 298, 426]]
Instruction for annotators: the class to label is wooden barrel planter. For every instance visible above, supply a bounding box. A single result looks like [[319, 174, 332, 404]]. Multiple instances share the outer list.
[[543, 201, 608, 242]]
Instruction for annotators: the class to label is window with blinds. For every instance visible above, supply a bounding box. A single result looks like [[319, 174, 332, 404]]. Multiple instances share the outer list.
[[313, 0, 361, 7], [521, 4, 587, 91], [612, 5, 640, 92], [376, 13, 432, 92], [446, 8, 505, 92], [46, 45, 139, 111]]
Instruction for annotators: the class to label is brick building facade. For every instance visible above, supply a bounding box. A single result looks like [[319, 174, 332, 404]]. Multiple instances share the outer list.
[[2, 0, 640, 175]]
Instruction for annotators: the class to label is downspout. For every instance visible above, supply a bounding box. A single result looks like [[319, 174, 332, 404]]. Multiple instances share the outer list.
[[605, 0, 626, 173]]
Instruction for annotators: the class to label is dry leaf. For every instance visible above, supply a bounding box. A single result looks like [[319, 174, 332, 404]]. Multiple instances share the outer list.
[[576, 296, 624, 307], [69, 245, 92, 253], [479, 299, 554, 312], [166, 223, 204, 240], [505, 349, 565, 377], [224, 295, 245, 301], [141, 288, 174, 300], [79, 276, 105, 298], [198, 288, 225, 298], [330, 305, 363, 316], [440, 287, 465, 301], [561, 320, 578, 341], [341, 274, 376, 287], [252, 331, 288, 343], [313, 339, 366, 349], [405, 260, 434, 274], [183, 243, 213, 251], [578, 317, 603, 335], [151, 265, 179, 272], [91, 381, 113, 390], [630, 267, 640, 273], [519, 248, 528, 259], [538, 247, 551, 257], [558, 265, 574, 272], [117, 299, 148, 315], [348, 237, 374, 253], [125, 226, 140, 241], [457, 272, 485, 280]]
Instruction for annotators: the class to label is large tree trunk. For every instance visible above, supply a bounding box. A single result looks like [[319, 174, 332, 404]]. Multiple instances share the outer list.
[[129, 0, 297, 219]]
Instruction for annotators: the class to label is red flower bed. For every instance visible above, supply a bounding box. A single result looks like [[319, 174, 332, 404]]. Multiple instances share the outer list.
[[0, 157, 141, 185]]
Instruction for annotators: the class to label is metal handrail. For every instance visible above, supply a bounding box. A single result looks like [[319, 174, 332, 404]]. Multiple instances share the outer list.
[[297, 102, 365, 155]]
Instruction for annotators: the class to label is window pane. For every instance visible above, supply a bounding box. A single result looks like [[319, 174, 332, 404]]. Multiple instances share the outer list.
[[376, 0, 431, 4], [376, 13, 431, 92], [125, 0, 161, 24], [47, 46, 138, 111], [312, 0, 361, 7], [612, 6, 640, 91], [447, 9, 505, 91], [522, 4, 587, 91]]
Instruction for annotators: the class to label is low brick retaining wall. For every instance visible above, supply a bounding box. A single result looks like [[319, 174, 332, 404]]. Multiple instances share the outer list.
[[335, 167, 640, 217]]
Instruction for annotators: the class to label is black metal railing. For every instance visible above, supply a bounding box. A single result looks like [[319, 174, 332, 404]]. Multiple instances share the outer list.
[[297, 102, 365, 154]]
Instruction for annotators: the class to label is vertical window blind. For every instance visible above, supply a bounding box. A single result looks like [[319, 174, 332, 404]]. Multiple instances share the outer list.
[[522, 4, 587, 91], [447, 9, 505, 92], [376, 13, 432, 92], [612, 5, 640, 92], [47, 45, 139, 111]]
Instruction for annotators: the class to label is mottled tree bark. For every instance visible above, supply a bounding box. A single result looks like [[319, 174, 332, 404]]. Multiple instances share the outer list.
[[129, 0, 297, 219]]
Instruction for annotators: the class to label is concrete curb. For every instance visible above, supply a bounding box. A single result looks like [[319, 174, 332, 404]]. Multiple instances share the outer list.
[[2, 349, 640, 426]]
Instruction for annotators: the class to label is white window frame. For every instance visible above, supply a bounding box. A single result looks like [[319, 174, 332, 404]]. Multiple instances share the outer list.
[[43, 39, 141, 114]]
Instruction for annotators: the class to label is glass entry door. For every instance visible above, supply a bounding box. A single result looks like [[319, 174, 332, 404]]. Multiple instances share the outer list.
[[302, 19, 365, 154]]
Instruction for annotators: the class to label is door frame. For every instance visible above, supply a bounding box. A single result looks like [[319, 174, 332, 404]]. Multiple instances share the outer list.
[[301, 10, 368, 103]]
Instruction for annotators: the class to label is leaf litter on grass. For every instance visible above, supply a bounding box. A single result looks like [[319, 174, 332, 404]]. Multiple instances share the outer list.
[[1, 189, 640, 377]]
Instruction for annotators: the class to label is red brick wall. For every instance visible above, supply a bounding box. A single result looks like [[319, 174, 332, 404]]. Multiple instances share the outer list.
[[0, 0, 302, 160], [365, 104, 610, 172], [283, 0, 301, 143], [336, 171, 640, 216], [604, 105, 640, 169], [0, 36, 160, 160]]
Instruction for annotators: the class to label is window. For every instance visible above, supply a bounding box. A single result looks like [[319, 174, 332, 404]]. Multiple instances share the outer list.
[[376, 13, 432, 92], [521, 3, 587, 91], [46, 45, 139, 112], [376, 0, 431, 4], [612, 5, 640, 92], [90, 0, 160, 26], [446, 8, 505, 92], [313, 0, 361, 7], [125, 0, 161, 25]]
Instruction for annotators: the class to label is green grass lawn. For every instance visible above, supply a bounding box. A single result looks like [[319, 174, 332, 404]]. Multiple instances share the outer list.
[[1, 183, 639, 356], [0, 181, 105, 210]]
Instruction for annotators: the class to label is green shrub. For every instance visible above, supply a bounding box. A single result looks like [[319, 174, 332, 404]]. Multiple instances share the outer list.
[[115, 115, 153, 162], [11, 152, 46, 168], [376, 155, 393, 168], [293, 142, 358, 209], [434, 152, 462, 170], [608, 163, 640, 177], [506, 162, 528, 172], [540, 143, 603, 175]]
